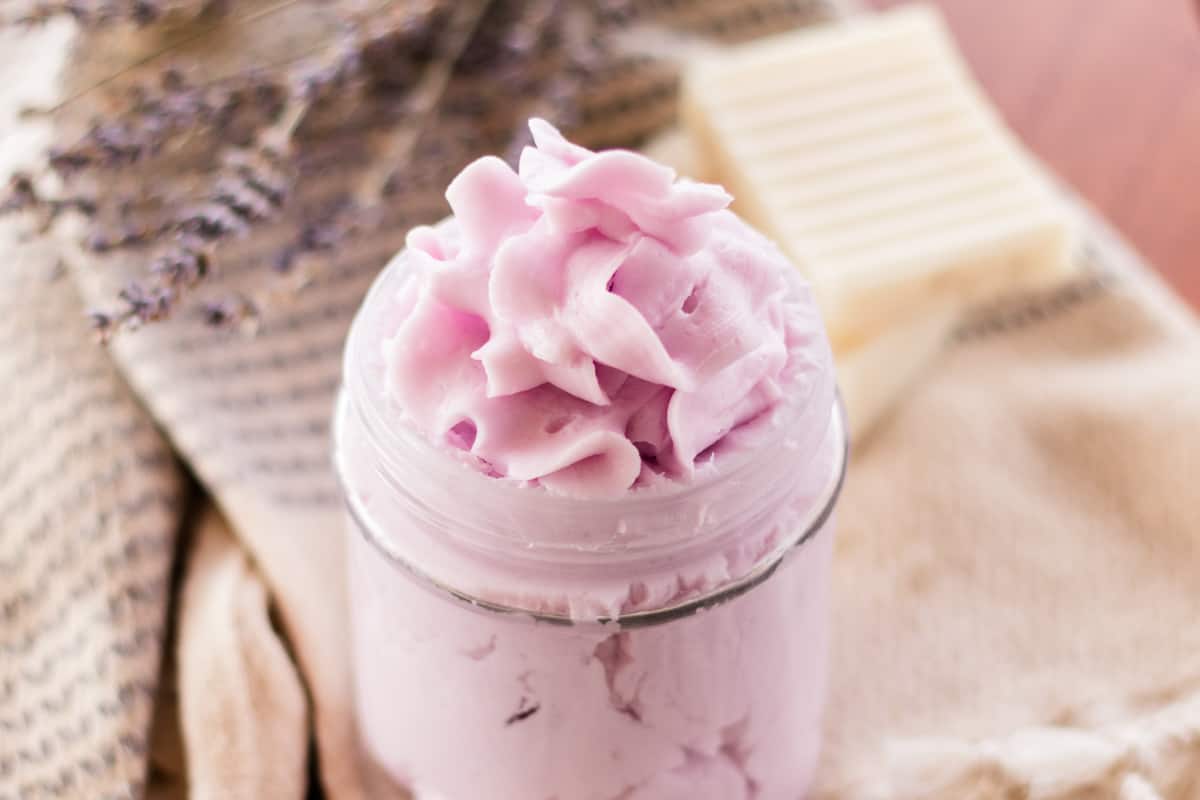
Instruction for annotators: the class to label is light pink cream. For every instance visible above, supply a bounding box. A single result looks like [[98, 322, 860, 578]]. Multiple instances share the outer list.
[[336, 120, 843, 799]]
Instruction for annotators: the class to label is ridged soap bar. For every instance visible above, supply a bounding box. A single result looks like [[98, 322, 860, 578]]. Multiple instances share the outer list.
[[682, 5, 1077, 352]]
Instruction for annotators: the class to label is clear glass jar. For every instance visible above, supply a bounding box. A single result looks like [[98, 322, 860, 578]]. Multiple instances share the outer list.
[[333, 259, 848, 800]]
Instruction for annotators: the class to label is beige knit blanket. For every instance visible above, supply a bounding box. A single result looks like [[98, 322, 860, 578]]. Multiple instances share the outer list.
[[2, 3, 1199, 799]]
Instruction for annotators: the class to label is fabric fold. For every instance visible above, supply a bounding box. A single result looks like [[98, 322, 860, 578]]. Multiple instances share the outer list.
[[0, 236, 186, 800], [815, 266, 1200, 799], [176, 506, 309, 800]]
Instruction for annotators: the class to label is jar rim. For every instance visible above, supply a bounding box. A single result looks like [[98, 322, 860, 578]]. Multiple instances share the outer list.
[[333, 391, 847, 628]]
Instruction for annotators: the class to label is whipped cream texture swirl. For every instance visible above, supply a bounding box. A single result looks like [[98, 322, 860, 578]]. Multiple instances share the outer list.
[[382, 120, 831, 498]]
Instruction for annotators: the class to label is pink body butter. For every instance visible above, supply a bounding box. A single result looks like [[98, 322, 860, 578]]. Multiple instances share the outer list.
[[334, 120, 846, 799]]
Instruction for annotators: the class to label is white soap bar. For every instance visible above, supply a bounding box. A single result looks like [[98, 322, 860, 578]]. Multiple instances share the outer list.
[[683, 5, 1078, 351]]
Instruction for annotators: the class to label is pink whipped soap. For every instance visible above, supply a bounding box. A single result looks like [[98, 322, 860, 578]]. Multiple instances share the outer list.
[[340, 120, 843, 800], [382, 118, 831, 498]]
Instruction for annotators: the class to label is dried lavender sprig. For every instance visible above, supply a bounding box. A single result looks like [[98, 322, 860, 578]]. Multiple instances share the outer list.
[[279, 0, 614, 275], [86, 113, 297, 336], [80, 131, 290, 253], [86, 218, 174, 252], [268, 0, 492, 283], [75, 0, 651, 335], [89, 281, 175, 340], [352, 0, 493, 204], [49, 69, 286, 175], [6, 0, 222, 27], [1, 172, 97, 220], [144, 156, 281, 302], [200, 294, 258, 328], [82, 15, 350, 335], [183, 141, 293, 238], [31, 0, 308, 116], [0, 173, 40, 214]]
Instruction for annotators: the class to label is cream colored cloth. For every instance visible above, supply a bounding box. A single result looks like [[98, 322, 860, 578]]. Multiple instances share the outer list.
[[3, 2, 1200, 799], [0, 220, 185, 800], [176, 507, 309, 800], [821, 261, 1200, 799], [137, 504, 311, 800]]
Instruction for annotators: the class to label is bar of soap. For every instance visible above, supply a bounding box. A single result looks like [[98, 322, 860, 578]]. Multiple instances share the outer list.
[[682, 5, 1078, 352]]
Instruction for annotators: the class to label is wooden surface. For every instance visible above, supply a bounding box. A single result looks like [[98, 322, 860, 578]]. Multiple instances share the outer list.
[[872, 0, 1200, 307]]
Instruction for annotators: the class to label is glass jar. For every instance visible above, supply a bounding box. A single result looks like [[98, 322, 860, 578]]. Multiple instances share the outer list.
[[333, 257, 848, 800]]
